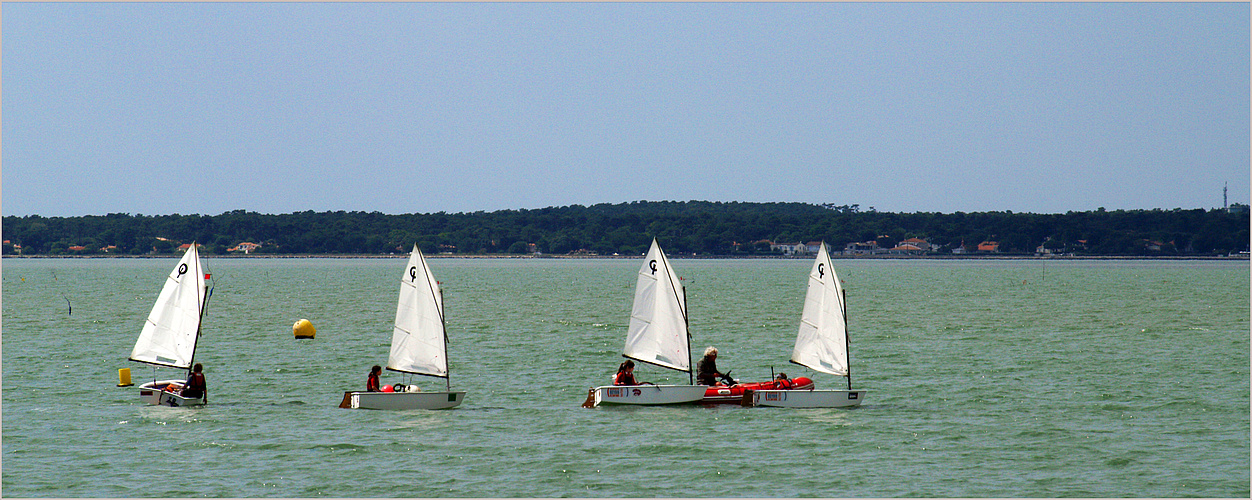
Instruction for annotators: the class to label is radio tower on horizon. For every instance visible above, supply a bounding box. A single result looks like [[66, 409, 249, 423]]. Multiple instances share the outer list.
[[1224, 182, 1229, 212]]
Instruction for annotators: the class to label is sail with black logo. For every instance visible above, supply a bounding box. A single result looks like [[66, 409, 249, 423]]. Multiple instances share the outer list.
[[387, 244, 448, 378], [791, 241, 849, 377]]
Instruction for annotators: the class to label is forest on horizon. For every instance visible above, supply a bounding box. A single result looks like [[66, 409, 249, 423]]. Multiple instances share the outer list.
[[3, 201, 1248, 257]]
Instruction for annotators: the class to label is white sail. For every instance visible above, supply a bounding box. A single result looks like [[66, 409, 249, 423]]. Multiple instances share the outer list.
[[791, 242, 850, 376], [130, 245, 206, 369], [387, 244, 448, 378], [623, 239, 691, 373]]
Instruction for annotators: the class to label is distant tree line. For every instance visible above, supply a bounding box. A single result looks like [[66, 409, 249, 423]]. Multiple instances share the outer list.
[[3, 201, 1248, 257]]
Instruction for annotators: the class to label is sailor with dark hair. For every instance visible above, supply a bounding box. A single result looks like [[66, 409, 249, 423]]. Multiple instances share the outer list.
[[366, 365, 382, 392], [614, 360, 639, 385], [181, 363, 207, 402]]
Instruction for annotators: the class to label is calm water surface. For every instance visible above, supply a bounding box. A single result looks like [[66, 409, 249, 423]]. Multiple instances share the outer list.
[[3, 257, 1248, 497]]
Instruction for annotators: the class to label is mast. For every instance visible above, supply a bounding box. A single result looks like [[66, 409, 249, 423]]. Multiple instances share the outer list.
[[186, 266, 213, 378], [440, 288, 451, 391], [843, 288, 851, 390], [184, 244, 214, 378], [835, 241, 852, 390], [683, 284, 693, 385]]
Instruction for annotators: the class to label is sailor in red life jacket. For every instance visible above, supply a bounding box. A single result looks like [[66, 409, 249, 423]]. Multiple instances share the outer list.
[[773, 372, 793, 390], [614, 360, 639, 385], [180, 363, 208, 402], [366, 365, 382, 392]]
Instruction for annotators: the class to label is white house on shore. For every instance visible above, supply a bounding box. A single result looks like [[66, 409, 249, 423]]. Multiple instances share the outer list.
[[770, 242, 810, 255]]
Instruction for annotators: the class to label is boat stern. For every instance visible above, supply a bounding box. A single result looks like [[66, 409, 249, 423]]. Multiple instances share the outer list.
[[589, 384, 706, 406], [343, 391, 465, 410], [138, 380, 205, 407], [744, 389, 866, 408]]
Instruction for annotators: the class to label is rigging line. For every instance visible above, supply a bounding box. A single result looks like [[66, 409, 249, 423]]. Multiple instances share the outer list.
[[186, 253, 212, 377], [438, 286, 451, 392], [843, 288, 852, 391], [50, 270, 71, 315], [418, 252, 445, 326], [660, 252, 688, 323], [682, 284, 693, 385]]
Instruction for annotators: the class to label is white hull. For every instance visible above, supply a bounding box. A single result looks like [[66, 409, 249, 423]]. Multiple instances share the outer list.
[[340, 391, 465, 410], [138, 380, 205, 407], [590, 384, 706, 407], [746, 389, 866, 408]]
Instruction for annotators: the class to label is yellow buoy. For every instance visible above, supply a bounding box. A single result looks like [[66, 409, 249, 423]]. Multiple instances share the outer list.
[[293, 319, 316, 339], [117, 368, 133, 387]]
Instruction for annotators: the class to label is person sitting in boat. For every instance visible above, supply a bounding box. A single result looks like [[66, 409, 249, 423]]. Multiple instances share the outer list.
[[773, 372, 793, 389], [366, 365, 382, 392], [614, 360, 639, 385], [697, 347, 736, 386], [613, 360, 654, 386], [180, 363, 207, 402]]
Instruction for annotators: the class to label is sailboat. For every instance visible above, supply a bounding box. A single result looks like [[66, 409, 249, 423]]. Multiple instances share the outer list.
[[340, 244, 466, 410], [584, 239, 707, 407], [745, 242, 867, 408], [130, 244, 212, 407]]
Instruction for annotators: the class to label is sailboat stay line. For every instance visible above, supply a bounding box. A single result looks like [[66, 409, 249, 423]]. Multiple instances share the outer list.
[[657, 242, 692, 373], [842, 288, 852, 390], [185, 272, 214, 379], [682, 285, 693, 385], [663, 263, 688, 325], [417, 260, 446, 327], [430, 277, 452, 391]]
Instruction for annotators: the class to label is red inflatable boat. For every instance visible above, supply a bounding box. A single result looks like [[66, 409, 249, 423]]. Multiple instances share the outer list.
[[701, 376, 814, 404]]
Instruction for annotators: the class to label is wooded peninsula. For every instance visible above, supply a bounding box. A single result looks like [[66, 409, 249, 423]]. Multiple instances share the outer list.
[[3, 201, 1248, 258]]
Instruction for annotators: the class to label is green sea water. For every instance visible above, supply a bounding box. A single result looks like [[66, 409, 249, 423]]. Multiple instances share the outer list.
[[2, 257, 1248, 497]]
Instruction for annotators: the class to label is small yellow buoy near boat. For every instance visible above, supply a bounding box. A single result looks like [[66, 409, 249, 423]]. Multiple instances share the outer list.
[[117, 368, 133, 387], [293, 318, 316, 339]]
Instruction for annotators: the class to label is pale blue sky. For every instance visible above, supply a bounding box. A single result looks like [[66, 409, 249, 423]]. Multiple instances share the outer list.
[[3, 2, 1248, 217]]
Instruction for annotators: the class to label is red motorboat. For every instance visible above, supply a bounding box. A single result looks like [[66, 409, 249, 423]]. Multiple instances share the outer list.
[[701, 376, 814, 404]]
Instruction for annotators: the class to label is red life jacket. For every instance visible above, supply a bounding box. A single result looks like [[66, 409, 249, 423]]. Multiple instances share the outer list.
[[614, 371, 638, 386]]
